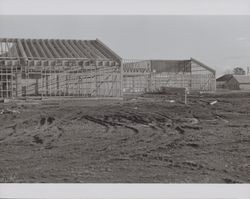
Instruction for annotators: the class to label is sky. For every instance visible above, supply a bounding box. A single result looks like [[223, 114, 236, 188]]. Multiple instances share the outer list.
[[0, 0, 250, 15], [0, 15, 250, 76]]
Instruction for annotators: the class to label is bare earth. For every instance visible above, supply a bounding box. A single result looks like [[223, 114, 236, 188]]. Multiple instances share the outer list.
[[0, 92, 250, 183]]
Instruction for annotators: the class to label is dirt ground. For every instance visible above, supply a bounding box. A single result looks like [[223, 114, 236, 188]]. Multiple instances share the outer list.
[[0, 92, 250, 183]]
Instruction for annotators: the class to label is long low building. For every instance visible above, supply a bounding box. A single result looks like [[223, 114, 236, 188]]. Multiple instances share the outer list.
[[123, 58, 216, 93]]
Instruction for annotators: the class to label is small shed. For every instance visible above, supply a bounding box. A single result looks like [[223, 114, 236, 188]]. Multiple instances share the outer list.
[[216, 74, 233, 89], [216, 74, 250, 90]]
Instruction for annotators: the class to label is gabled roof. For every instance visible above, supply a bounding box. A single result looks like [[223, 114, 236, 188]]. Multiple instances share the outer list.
[[190, 57, 216, 75], [150, 59, 191, 73], [216, 74, 233, 81], [232, 75, 250, 84], [149, 58, 215, 74], [216, 74, 250, 84], [0, 38, 121, 62], [123, 58, 215, 74]]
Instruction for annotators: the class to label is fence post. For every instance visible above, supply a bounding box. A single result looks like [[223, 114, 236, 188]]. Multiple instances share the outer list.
[[184, 88, 188, 105]]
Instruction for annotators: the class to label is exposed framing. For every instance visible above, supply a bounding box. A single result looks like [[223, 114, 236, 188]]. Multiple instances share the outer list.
[[123, 58, 216, 94], [0, 38, 122, 99]]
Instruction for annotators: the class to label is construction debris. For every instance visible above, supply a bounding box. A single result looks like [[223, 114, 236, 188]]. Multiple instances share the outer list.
[[0, 108, 20, 114], [0, 98, 10, 103], [166, 99, 175, 103], [210, 100, 218, 105]]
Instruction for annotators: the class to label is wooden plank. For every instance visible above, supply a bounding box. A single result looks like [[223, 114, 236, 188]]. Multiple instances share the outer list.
[[15, 72, 18, 97], [79, 40, 98, 58], [57, 39, 74, 58], [29, 39, 40, 58], [63, 40, 80, 58], [120, 62, 123, 97], [191, 57, 215, 75], [35, 40, 48, 58], [53, 40, 68, 58], [17, 39, 28, 59], [47, 40, 61, 58], [95, 39, 122, 63], [22, 39, 33, 58], [86, 40, 105, 59], [40, 40, 54, 58], [5, 41, 12, 57], [74, 40, 93, 58], [70, 40, 88, 58], [90, 40, 111, 59], [95, 61, 98, 96]]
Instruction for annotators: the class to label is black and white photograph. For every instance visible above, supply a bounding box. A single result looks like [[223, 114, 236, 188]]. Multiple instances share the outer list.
[[0, 0, 250, 187]]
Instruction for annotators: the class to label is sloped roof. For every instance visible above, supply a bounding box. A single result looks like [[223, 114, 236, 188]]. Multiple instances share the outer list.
[[217, 74, 250, 84], [216, 74, 233, 81], [149, 58, 215, 74], [190, 57, 216, 75], [123, 58, 215, 74], [233, 75, 250, 84], [150, 60, 191, 73], [0, 38, 121, 62]]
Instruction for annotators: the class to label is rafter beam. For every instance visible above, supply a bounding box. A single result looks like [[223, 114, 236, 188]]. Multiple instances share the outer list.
[[191, 57, 215, 75], [22, 39, 33, 58], [35, 40, 47, 58], [17, 39, 28, 59], [29, 39, 40, 58], [50, 40, 67, 58], [62, 40, 80, 58], [5, 41, 12, 57], [80, 41, 98, 58], [9, 40, 19, 57], [68, 40, 87, 58], [57, 39, 74, 58], [74, 40, 93, 58], [86, 40, 105, 59], [96, 39, 122, 63], [40, 39, 54, 58], [91, 40, 113, 59], [47, 40, 61, 58]]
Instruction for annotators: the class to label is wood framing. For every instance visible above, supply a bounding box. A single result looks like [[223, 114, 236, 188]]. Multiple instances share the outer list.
[[123, 58, 216, 93], [0, 38, 122, 99]]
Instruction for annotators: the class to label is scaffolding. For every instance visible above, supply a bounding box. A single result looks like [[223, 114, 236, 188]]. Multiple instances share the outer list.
[[123, 58, 216, 93], [0, 38, 216, 100], [122, 59, 151, 93], [0, 38, 123, 99]]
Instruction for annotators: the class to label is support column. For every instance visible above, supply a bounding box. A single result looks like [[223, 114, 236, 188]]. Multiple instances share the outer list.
[[95, 61, 98, 96], [132, 76, 135, 93], [57, 74, 59, 96], [66, 75, 69, 96], [35, 78, 39, 96], [120, 61, 123, 97], [46, 74, 49, 96], [11, 66, 13, 98], [148, 74, 152, 92]]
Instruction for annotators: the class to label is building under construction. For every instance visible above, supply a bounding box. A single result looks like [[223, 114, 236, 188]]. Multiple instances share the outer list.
[[0, 38, 123, 99], [0, 38, 216, 99], [123, 58, 216, 93]]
